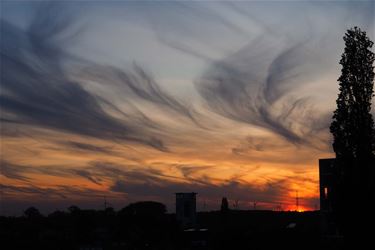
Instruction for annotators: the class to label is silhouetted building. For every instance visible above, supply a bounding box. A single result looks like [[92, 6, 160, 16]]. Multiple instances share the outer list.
[[319, 158, 346, 237], [319, 158, 336, 212], [220, 197, 229, 212], [176, 192, 197, 229]]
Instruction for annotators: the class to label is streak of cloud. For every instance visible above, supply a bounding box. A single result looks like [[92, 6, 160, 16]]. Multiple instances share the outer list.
[[0, 4, 202, 152], [196, 26, 330, 146], [0, 161, 31, 182], [79, 63, 200, 127], [62, 141, 113, 154], [0, 16, 167, 150]]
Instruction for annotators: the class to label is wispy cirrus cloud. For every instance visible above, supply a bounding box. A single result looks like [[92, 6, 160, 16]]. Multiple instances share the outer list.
[[62, 141, 113, 154], [0, 161, 32, 182], [1, 16, 166, 150], [0, 3, 202, 152]]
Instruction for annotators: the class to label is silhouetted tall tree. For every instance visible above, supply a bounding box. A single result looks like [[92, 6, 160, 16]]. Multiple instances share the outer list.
[[331, 27, 375, 164], [330, 27, 375, 240]]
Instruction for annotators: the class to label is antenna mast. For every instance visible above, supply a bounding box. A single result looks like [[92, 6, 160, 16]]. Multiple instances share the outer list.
[[104, 196, 112, 210]]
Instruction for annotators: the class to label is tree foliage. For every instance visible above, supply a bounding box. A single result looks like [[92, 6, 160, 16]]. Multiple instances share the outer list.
[[330, 27, 375, 162], [24, 206, 42, 218], [119, 201, 167, 217]]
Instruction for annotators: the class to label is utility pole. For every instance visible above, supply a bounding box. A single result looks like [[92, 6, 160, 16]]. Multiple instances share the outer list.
[[104, 196, 112, 210], [104, 196, 108, 210]]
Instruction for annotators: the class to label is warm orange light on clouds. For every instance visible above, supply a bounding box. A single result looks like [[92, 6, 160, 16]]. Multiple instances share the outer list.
[[1, 120, 330, 214]]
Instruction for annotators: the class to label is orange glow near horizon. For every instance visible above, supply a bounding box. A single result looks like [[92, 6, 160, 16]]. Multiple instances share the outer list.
[[1, 125, 327, 213]]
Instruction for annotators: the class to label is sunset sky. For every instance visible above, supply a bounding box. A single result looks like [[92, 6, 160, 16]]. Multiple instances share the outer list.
[[1, 0, 374, 215]]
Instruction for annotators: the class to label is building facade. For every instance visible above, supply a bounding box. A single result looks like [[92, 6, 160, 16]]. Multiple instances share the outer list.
[[176, 192, 197, 229], [319, 158, 336, 212]]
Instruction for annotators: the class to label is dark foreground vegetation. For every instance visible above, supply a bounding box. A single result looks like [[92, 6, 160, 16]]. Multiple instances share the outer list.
[[0, 202, 342, 250]]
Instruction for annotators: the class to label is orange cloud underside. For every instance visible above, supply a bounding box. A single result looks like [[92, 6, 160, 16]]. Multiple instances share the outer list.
[[1, 123, 333, 212]]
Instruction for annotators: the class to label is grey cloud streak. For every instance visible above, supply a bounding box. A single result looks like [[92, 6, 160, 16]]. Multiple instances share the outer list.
[[194, 27, 339, 146], [63, 141, 112, 154], [0, 160, 100, 186], [129, 2, 322, 144], [80, 63, 200, 127], [0, 16, 164, 150], [143, 1, 374, 148], [0, 183, 119, 200], [0, 161, 32, 182], [0, 4, 201, 152], [196, 40, 321, 145]]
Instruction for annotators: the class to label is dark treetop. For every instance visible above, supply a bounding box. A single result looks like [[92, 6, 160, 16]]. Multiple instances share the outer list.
[[330, 27, 375, 162]]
